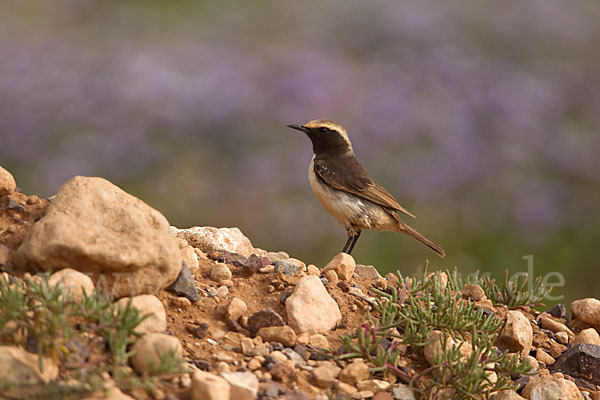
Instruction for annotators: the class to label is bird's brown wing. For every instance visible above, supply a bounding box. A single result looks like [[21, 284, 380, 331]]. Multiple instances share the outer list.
[[313, 154, 416, 218]]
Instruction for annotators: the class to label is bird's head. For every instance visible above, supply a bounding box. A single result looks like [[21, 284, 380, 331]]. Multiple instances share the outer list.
[[287, 119, 352, 155]]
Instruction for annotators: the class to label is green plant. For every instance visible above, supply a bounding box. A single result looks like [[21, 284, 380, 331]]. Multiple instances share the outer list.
[[333, 266, 534, 399], [0, 274, 186, 398], [446, 268, 552, 308]]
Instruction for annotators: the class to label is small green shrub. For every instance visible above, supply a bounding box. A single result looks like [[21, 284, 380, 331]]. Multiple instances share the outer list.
[[332, 265, 534, 400]]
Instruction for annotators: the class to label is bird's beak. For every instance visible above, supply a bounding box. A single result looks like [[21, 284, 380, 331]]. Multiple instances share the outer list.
[[287, 124, 308, 133]]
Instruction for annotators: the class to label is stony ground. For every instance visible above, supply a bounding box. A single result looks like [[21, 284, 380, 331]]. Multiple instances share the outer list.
[[1, 164, 600, 400]]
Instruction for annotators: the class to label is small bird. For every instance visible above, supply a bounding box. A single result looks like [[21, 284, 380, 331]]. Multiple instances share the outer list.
[[287, 119, 445, 257]]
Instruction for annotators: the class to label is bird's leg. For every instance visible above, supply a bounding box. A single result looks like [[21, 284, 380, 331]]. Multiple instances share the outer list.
[[346, 229, 362, 254], [342, 235, 354, 253]]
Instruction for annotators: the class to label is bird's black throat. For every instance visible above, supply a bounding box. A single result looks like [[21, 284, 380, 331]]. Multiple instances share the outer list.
[[306, 130, 350, 156]]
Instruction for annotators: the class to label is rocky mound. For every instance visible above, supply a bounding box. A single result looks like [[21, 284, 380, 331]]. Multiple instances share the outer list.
[[0, 165, 599, 400]]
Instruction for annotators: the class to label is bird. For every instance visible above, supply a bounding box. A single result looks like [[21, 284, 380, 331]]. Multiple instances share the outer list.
[[287, 119, 445, 257]]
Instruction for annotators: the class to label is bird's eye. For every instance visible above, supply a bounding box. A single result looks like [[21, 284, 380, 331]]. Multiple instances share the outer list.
[[319, 127, 329, 133]]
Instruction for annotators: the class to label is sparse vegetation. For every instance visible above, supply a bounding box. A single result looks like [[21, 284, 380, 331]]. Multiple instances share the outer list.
[[330, 265, 535, 400], [0, 274, 187, 399], [446, 268, 553, 308]]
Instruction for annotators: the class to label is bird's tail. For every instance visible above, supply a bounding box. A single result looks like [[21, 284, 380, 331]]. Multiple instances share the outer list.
[[398, 222, 446, 258]]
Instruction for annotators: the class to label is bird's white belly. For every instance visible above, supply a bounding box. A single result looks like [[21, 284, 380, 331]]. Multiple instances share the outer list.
[[308, 158, 396, 233]]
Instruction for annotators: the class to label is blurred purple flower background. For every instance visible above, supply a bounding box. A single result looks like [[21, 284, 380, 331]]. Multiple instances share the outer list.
[[1, 0, 599, 302]]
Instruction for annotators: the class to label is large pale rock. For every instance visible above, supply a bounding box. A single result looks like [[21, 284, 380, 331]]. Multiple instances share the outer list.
[[48, 268, 95, 301], [571, 298, 600, 328], [130, 333, 183, 374], [0, 165, 16, 196], [521, 375, 584, 400], [0, 346, 58, 397], [115, 295, 167, 334], [171, 226, 255, 258], [191, 370, 230, 400], [496, 310, 533, 356], [15, 176, 181, 298], [220, 371, 259, 400], [323, 252, 355, 281], [286, 275, 341, 334]]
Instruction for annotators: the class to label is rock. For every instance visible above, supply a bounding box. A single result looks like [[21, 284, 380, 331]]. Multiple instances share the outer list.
[[324, 270, 338, 286], [461, 283, 486, 301], [266, 251, 289, 262], [0, 244, 12, 266], [337, 381, 358, 396], [130, 333, 183, 374], [286, 275, 341, 334], [357, 390, 375, 399], [115, 295, 167, 334], [221, 371, 259, 400], [540, 317, 574, 337], [372, 393, 394, 400], [547, 304, 568, 319], [308, 334, 329, 349], [424, 330, 472, 366], [535, 348, 556, 366], [296, 333, 309, 345], [489, 390, 526, 400], [210, 263, 232, 282], [180, 245, 199, 271], [572, 298, 600, 328], [247, 307, 284, 334], [497, 310, 533, 355], [216, 285, 229, 297], [392, 384, 417, 400], [354, 264, 382, 280], [48, 268, 95, 301], [15, 176, 181, 298], [82, 380, 135, 400], [269, 350, 288, 363], [226, 297, 247, 321], [357, 379, 391, 392], [339, 360, 370, 385], [172, 296, 192, 309], [521, 375, 584, 400], [573, 328, 600, 346], [322, 252, 355, 281], [191, 370, 230, 400], [270, 360, 297, 384], [172, 226, 255, 258], [555, 332, 569, 345], [167, 261, 200, 301], [522, 355, 539, 371], [0, 165, 16, 196], [274, 259, 305, 276], [257, 325, 296, 347], [0, 346, 58, 397], [307, 265, 320, 276], [247, 358, 261, 370], [282, 348, 304, 365], [551, 344, 600, 385], [312, 363, 341, 388]]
